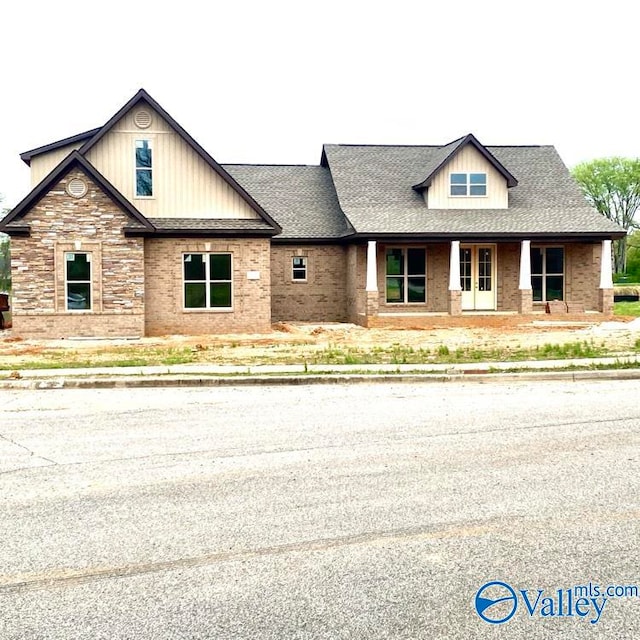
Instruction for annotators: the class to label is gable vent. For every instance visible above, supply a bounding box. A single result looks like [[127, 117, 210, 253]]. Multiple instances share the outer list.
[[134, 110, 152, 129], [66, 178, 88, 198]]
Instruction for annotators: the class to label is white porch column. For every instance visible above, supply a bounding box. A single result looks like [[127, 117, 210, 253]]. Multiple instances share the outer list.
[[518, 240, 532, 289], [366, 240, 378, 292], [448, 241, 461, 291], [600, 240, 613, 289]]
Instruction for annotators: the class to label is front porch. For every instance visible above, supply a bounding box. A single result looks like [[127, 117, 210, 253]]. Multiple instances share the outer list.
[[353, 239, 614, 325]]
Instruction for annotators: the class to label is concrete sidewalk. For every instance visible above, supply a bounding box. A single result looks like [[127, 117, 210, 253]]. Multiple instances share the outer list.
[[2, 353, 640, 389]]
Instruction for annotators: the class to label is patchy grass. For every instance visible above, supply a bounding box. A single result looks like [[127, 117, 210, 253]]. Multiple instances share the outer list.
[[614, 301, 640, 317]]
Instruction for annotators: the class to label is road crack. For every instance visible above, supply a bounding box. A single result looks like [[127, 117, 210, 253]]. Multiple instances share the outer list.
[[0, 431, 57, 466]]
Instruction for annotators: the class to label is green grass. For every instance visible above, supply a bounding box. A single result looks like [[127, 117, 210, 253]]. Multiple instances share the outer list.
[[614, 301, 640, 317]]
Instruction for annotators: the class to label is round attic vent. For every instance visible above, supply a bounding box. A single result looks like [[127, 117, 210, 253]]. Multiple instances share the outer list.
[[66, 178, 88, 198], [134, 110, 152, 129]]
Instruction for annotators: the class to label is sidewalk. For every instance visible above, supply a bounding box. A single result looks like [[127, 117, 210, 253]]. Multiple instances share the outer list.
[[2, 353, 640, 389]]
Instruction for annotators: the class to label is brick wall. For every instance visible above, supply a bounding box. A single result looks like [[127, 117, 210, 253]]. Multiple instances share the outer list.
[[270, 245, 347, 322], [346, 245, 366, 323], [566, 242, 600, 310], [145, 238, 271, 335], [10, 168, 145, 338], [497, 243, 520, 311]]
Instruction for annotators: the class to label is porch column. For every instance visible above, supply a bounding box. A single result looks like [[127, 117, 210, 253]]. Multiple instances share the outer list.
[[448, 241, 462, 315], [518, 240, 533, 314], [365, 240, 379, 320], [599, 239, 614, 314]]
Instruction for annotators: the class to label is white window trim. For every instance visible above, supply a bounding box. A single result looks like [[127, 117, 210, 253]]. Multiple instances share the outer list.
[[183, 252, 233, 312], [291, 256, 308, 282], [531, 245, 565, 303], [385, 247, 427, 305], [449, 172, 488, 198], [65, 252, 92, 312], [134, 138, 154, 199]]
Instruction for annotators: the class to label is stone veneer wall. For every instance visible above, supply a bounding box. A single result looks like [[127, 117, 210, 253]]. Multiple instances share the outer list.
[[144, 237, 271, 335], [10, 168, 145, 338], [270, 245, 347, 322]]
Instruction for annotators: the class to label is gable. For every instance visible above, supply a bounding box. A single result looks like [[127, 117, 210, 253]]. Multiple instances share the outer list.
[[426, 144, 509, 209], [30, 142, 86, 186], [83, 101, 263, 221]]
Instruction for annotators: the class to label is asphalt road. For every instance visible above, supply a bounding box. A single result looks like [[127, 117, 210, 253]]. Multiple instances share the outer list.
[[1, 380, 639, 639]]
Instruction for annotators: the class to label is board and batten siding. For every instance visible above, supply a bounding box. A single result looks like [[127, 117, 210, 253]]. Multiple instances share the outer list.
[[426, 145, 508, 209], [84, 105, 260, 220], [30, 143, 84, 186]]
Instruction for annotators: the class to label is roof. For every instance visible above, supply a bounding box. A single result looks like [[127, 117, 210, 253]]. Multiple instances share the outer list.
[[321, 143, 625, 237], [20, 128, 102, 166], [223, 165, 352, 240], [125, 217, 278, 237]]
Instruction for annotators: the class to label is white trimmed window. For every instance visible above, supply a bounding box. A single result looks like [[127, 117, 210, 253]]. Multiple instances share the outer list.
[[531, 246, 564, 301], [135, 139, 153, 197], [292, 256, 307, 281], [386, 248, 426, 303], [450, 172, 487, 197], [183, 253, 232, 309], [65, 252, 92, 311]]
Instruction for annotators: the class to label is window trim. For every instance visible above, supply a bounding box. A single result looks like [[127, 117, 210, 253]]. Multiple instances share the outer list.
[[64, 252, 92, 312], [134, 138, 154, 199], [182, 252, 233, 312], [531, 245, 565, 302], [449, 172, 487, 198], [385, 247, 427, 305], [291, 256, 308, 282]]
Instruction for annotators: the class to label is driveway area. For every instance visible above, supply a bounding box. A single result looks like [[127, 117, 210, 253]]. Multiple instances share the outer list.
[[1, 380, 639, 639]]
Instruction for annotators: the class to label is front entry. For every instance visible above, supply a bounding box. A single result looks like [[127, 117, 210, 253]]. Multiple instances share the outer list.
[[460, 245, 497, 311]]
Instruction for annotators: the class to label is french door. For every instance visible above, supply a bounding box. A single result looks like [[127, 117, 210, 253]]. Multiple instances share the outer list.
[[460, 245, 496, 311]]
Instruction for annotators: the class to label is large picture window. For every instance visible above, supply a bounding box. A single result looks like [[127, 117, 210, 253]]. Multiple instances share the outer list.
[[65, 252, 91, 311], [450, 172, 487, 197], [531, 246, 564, 302], [135, 139, 153, 197], [183, 253, 232, 309], [386, 248, 426, 303]]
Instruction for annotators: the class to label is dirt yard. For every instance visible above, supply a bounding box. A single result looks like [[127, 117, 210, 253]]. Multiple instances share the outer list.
[[1, 315, 639, 370]]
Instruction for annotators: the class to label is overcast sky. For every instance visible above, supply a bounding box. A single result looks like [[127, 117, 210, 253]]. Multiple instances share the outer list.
[[1, 0, 638, 208]]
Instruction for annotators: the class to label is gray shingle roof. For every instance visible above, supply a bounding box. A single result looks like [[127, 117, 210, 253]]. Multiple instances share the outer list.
[[223, 165, 352, 240], [145, 218, 275, 234], [321, 144, 624, 237]]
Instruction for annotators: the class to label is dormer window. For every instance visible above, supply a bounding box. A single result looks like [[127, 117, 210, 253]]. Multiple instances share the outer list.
[[135, 139, 153, 197], [450, 172, 487, 197]]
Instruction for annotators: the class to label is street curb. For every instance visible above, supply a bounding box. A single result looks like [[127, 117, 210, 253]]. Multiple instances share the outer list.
[[2, 368, 640, 390]]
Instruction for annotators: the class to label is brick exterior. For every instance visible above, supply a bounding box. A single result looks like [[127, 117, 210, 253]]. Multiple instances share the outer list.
[[10, 168, 145, 338], [270, 245, 347, 322], [144, 238, 271, 335]]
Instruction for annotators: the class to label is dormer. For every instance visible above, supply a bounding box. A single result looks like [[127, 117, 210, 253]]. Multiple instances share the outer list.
[[412, 134, 518, 209]]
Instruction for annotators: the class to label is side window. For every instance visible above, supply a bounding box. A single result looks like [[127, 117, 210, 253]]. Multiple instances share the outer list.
[[135, 139, 153, 197], [386, 248, 426, 303], [65, 252, 92, 311], [292, 256, 307, 281]]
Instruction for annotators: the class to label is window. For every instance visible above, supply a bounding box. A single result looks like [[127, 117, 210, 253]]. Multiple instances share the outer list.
[[531, 246, 564, 302], [183, 253, 232, 309], [292, 256, 307, 281], [450, 172, 487, 197], [386, 248, 426, 303], [135, 139, 153, 197], [65, 252, 91, 311]]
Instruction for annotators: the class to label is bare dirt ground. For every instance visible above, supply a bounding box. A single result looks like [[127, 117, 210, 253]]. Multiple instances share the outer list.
[[0, 315, 639, 369]]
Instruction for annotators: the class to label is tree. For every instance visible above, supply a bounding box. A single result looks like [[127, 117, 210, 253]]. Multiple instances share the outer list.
[[572, 158, 640, 274]]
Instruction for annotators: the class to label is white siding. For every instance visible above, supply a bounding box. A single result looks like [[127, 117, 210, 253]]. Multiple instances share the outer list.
[[426, 145, 508, 209], [30, 143, 83, 186], [84, 104, 260, 220]]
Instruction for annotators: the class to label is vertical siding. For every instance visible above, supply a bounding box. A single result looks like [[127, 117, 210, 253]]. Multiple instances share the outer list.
[[85, 104, 260, 220], [30, 143, 83, 185], [427, 145, 509, 209]]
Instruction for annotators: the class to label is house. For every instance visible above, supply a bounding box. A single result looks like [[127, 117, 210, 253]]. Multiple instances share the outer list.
[[0, 89, 625, 338]]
